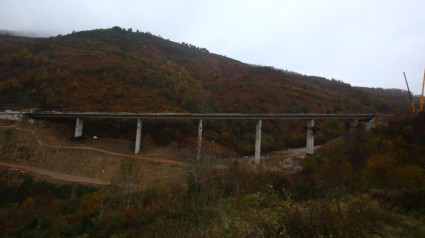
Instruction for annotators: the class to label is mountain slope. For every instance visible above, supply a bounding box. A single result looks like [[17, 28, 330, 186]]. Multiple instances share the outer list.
[[0, 27, 410, 114]]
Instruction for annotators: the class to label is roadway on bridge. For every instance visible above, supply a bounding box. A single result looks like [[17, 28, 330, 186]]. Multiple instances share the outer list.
[[26, 111, 379, 120]]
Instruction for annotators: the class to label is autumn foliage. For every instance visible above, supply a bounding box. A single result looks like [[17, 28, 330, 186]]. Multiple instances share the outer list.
[[0, 113, 424, 236]]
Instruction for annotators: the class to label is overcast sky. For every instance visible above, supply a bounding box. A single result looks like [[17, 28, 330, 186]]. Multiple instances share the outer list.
[[1, 0, 424, 94]]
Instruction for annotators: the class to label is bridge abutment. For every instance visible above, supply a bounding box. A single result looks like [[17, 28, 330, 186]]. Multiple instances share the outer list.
[[135, 119, 142, 154], [74, 118, 84, 137], [306, 119, 314, 155], [0, 112, 22, 121]]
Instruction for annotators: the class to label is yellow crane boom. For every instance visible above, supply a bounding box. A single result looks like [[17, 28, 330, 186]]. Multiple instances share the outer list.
[[419, 68, 425, 112]]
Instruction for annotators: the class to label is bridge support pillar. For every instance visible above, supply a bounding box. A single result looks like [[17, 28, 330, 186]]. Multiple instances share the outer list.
[[197, 119, 202, 160], [135, 119, 142, 154], [75, 118, 84, 137], [365, 119, 375, 131], [350, 119, 358, 134], [306, 119, 314, 155], [255, 119, 262, 164]]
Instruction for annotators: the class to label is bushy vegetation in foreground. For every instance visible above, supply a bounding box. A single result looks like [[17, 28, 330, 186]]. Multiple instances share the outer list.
[[1, 113, 425, 237]]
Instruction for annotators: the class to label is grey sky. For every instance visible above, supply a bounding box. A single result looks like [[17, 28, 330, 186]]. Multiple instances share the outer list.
[[1, 0, 424, 94]]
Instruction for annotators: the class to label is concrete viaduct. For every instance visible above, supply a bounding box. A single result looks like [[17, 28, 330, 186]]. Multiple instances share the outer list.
[[1, 111, 382, 164]]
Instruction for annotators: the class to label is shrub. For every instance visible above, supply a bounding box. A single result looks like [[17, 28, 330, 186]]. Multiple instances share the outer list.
[[363, 155, 397, 187], [75, 185, 98, 198], [19, 197, 36, 217], [387, 189, 425, 212], [12, 217, 38, 237], [344, 196, 387, 236], [0, 78, 23, 93], [78, 191, 104, 216], [395, 165, 425, 188], [32, 180, 57, 196], [57, 185, 73, 200], [363, 155, 425, 189], [1, 176, 34, 206]]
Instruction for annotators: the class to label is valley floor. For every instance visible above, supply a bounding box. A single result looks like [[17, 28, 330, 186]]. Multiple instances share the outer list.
[[0, 119, 307, 188]]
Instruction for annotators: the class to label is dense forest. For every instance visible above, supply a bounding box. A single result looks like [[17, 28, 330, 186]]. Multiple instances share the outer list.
[[1, 112, 424, 237]]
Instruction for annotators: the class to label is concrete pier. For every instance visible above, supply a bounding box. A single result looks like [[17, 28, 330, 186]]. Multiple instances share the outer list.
[[306, 119, 314, 155], [135, 119, 142, 154], [74, 118, 84, 137], [254, 119, 262, 164], [197, 119, 202, 160], [350, 118, 358, 134]]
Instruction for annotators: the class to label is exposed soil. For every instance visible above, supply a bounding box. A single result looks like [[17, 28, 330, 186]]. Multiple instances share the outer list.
[[0, 161, 109, 185], [0, 120, 187, 190]]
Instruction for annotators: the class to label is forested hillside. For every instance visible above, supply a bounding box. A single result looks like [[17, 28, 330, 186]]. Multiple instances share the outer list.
[[0, 27, 412, 153], [0, 27, 410, 113]]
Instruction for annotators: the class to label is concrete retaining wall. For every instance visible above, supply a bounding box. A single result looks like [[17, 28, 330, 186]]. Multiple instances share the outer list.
[[0, 112, 23, 121]]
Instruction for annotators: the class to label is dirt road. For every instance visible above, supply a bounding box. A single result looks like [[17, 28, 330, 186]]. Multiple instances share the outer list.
[[0, 161, 110, 185], [57, 145, 185, 165]]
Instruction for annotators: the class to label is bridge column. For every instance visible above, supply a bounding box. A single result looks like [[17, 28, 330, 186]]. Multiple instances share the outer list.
[[255, 119, 262, 164], [365, 118, 375, 131], [350, 118, 358, 134], [197, 119, 202, 160], [135, 119, 142, 154], [74, 118, 84, 137], [306, 119, 314, 155]]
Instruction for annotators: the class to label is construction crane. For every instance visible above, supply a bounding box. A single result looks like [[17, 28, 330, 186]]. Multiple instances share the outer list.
[[403, 72, 416, 114], [403, 68, 425, 114]]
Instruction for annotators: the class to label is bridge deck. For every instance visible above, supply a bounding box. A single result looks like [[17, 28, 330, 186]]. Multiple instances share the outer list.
[[25, 112, 381, 120]]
